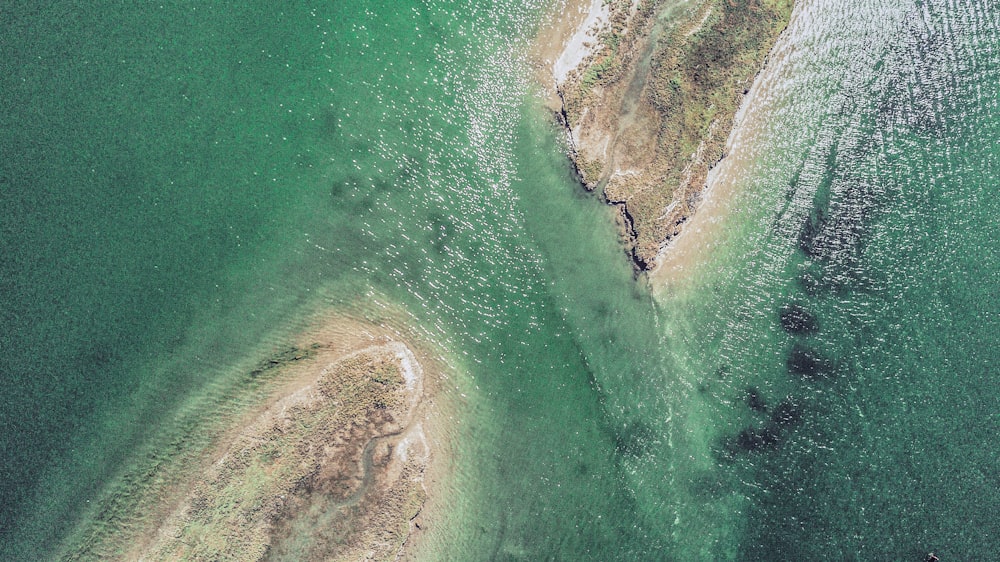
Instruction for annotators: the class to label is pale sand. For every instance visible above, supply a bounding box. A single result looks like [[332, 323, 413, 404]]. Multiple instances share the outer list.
[[390, 333, 461, 561], [552, 0, 610, 84], [530, 0, 607, 109]]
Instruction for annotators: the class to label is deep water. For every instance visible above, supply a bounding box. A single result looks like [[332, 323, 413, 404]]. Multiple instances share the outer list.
[[1, 0, 997, 559]]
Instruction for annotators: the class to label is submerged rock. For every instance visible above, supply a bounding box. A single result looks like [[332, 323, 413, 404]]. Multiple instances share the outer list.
[[770, 398, 804, 428], [734, 426, 781, 453], [786, 343, 831, 379], [797, 268, 825, 296], [798, 207, 828, 259], [745, 386, 768, 412], [779, 303, 819, 335], [721, 394, 804, 458], [614, 420, 655, 458]]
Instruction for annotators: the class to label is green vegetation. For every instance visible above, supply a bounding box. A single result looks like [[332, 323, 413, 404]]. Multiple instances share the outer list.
[[567, 0, 652, 101], [578, 157, 606, 183], [60, 347, 316, 560], [151, 351, 408, 561], [633, 0, 793, 264], [650, 0, 794, 162]]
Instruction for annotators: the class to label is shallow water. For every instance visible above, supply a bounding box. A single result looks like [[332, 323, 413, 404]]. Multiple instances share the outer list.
[[1, 0, 997, 559], [651, 0, 1000, 557]]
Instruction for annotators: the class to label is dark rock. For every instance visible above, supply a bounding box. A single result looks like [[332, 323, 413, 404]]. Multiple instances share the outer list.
[[734, 427, 780, 452]]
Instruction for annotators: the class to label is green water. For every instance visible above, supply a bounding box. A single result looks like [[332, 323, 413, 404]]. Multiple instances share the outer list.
[[644, 1, 1000, 558], [2, 0, 998, 559]]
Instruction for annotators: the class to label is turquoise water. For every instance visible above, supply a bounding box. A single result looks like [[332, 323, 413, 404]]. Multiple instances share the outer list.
[[1, 0, 998, 559], [646, 1, 1000, 558]]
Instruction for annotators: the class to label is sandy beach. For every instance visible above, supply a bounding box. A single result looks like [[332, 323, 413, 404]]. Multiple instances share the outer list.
[[530, 0, 612, 110]]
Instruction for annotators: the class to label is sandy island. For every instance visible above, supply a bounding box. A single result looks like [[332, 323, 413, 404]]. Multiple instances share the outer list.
[[648, 0, 800, 288], [61, 314, 451, 562], [535, 0, 794, 271]]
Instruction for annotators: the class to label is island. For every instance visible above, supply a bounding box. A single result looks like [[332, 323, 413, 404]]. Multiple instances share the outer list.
[[539, 0, 794, 270], [60, 316, 441, 562]]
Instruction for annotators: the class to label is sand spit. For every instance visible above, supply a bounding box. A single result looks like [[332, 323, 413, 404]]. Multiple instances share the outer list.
[[538, 0, 794, 270], [63, 316, 442, 562], [650, 3, 799, 288]]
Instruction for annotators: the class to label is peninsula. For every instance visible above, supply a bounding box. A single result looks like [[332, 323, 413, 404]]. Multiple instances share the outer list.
[[541, 0, 794, 270]]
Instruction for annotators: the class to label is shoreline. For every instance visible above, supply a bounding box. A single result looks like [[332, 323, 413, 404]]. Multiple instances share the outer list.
[[529, 0, 606, 112], [536, 0, 795, 272], [57, 3, 799, 558], [649, 3, 798, 290], [59, 311, 454, 561]]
